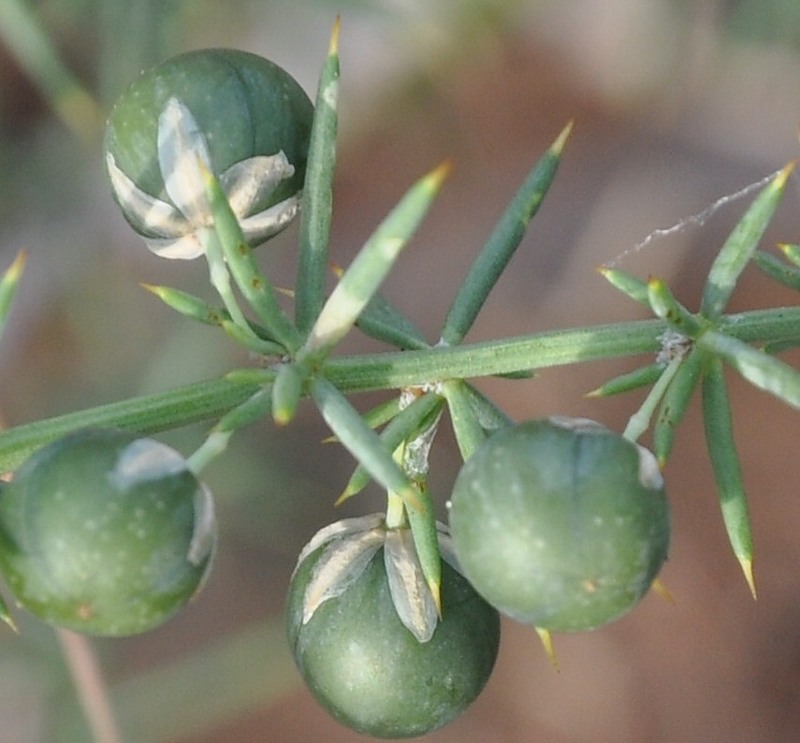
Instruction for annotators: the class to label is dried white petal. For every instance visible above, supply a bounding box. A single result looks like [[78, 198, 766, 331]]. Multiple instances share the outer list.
[[188, 482, 216, 566], [548, 416, 607, 434], [144, 233, 204, 260], [384, 528, 438, 643], [110, 439, 188, 487], [240, 195, 301, 246], [292, 513, 385, 577], [302, 529, 384, 624], [158, 98, 213, 225], [106, 153, 186, 237], [221, 152, 294, 218], [635, 443, 664, 491]]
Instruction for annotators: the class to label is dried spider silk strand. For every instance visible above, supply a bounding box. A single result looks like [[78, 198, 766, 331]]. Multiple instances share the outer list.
[[603, 169, 786, 268]]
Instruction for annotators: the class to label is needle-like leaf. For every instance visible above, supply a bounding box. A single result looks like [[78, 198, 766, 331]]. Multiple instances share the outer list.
[[303, 162, 450, 358], [296, 18, 341, 333], [440, 122, 572, 345], [701, 357, 756, 597], [701, 163, 793, 320]]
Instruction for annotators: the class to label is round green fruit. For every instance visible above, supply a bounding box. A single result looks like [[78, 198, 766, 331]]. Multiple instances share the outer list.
[[0, 428, 216, 636], [448, 417, 669, 632], [287, 545, 501, 738], [104, 48, 313, 237]]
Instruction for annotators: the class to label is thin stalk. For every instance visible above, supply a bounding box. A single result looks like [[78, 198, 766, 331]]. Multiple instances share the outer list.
[[57, 629, 123, 743]]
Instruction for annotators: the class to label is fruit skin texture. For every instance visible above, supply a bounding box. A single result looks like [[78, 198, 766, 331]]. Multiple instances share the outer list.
[[0, 428, 216, 636], [286, 545, 501, 739], [448, 417, 669, 632], [104, 48, 313, 235]]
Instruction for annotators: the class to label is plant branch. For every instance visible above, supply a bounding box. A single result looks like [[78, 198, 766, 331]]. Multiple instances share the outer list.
[[1, 307, 799, 473]]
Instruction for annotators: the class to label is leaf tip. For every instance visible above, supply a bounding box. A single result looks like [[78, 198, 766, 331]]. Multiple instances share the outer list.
[[429, 578, 442, 618], [428, 159, 454, 191], [334, 488, 353, 507], [739, 557, 757, 600], [651, 577, 675, 604], [329, 16, 342, 55], [535, 626, 559, 671], [774, 161, 795, 191], [552, 120, 574, 155], [4, 250, 27, 283]]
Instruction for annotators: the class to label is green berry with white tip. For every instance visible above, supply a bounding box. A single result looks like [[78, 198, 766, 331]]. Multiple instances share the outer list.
[[0, 428, 216, 636]]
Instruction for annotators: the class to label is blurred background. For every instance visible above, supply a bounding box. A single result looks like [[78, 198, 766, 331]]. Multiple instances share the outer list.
[[1, 0, 800, 741]]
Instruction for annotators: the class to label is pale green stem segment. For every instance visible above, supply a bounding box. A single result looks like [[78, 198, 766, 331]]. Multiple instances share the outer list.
[[586, 362, 664, 397], [753, 250, 800, 292], [0, 250, 26, 344], [187, 386, 273, 474], [441, 379, 488, 461], [597, 266, 650, 307], [271, 363, 304, 426], [3, 307, 800, 474], [701, 356, 756, 598], [701, 163, 793, 321], [296, 17, 341, 334], [647, 278, 705, 338], [217, 318, 287, 357], [651, 349, 705, 464], [623, 353, 685, 445], [337, 392, 443, 504], [199, 226, 258, 338], [0, 0, 102, 140], [303, 162, 451, 359], [141, 284, 225, 326], [141, 284, 286, 356], [202, 165, 300, 352], [310, 377, 420, 510], [698, 328, 800, 410], [440, 122, 572, 346]]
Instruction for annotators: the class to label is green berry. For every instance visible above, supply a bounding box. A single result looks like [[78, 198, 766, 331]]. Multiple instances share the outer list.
[[287, 541, 500, 738], [0, 428, 216, 636], [104, 48, 313, 244], [448, 417, 669, 632]]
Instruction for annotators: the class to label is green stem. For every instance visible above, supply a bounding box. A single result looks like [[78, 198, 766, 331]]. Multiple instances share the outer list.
[[326, 317, 667, 391], [1, 307, 799, 473], [0, 378, 260, 474]]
